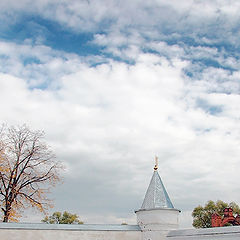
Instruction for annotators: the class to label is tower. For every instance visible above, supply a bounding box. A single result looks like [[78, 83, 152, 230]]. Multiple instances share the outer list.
[[136, 157, 180, 240]]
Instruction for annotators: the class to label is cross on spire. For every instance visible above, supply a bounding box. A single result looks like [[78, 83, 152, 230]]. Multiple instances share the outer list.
[[154, 156, 158, 171]]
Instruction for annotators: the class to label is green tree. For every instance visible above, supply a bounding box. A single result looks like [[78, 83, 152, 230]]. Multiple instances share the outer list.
[[42, 211, 83, 224], [192, 200, 240, 228]]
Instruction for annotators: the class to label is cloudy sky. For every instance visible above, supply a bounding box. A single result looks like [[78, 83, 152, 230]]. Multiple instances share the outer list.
[[0, 0, 240, 228]]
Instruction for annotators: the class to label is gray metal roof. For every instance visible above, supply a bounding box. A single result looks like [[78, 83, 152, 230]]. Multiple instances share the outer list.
[[141, 170, 174, 209], [0, 222, 141, 231]]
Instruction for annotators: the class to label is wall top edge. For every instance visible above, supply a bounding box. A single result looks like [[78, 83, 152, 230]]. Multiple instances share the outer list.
[[167, 226, 240, 237], [0, 222, 141, 232]]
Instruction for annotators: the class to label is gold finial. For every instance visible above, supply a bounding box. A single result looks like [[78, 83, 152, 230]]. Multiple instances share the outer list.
[[154, 156, 158, 171]]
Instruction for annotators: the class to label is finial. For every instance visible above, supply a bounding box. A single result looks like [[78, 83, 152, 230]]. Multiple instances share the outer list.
[[154, 156, 158, 171]]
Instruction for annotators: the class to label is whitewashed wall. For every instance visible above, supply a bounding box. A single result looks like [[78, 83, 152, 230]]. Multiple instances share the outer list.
[[2, 222, 240, 240], [0, 223, 141, 240], [167, 226, 240, 240], [136, 208, 180, 240]]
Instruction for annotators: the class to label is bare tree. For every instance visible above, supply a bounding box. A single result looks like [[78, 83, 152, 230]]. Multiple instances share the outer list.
[[0, 124, 62, 222]]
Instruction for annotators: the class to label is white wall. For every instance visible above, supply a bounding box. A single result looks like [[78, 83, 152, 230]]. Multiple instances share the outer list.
[[136, 208, 180, 231], [167, 226, 240, 240], [3, 221, 240, 240], [136, 208, 180, 240], [0, 229, 141, 240], [0, 223, 141, 240]]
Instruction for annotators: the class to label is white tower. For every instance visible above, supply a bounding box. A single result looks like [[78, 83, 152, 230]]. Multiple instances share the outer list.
[[136, 157, 180, 240]]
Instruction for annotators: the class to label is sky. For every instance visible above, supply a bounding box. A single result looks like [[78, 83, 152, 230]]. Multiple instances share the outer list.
[[0, 0, 240, 228]]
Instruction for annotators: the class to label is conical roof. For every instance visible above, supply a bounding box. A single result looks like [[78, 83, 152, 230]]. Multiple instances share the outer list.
[[141, 170, 174, 209]]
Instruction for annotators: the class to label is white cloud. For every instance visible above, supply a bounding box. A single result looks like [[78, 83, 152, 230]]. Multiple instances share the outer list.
[[0, 37, 240, 227], [0, 0, 240, 227], [1, 0, 240, 36]]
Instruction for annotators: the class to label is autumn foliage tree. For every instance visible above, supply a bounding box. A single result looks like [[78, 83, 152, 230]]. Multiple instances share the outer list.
[[0, 124, 62, 222]]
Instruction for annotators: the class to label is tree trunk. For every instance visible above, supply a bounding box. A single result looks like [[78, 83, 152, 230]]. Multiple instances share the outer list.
[[2, 205, 11, 222], [3, 215, 9, 222]]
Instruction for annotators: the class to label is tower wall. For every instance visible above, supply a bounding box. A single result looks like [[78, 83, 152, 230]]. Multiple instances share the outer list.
[[136, 208, 180, 240]]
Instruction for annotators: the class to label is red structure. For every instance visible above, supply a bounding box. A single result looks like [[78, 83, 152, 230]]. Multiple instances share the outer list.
[[212, 207, 240, 227]]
